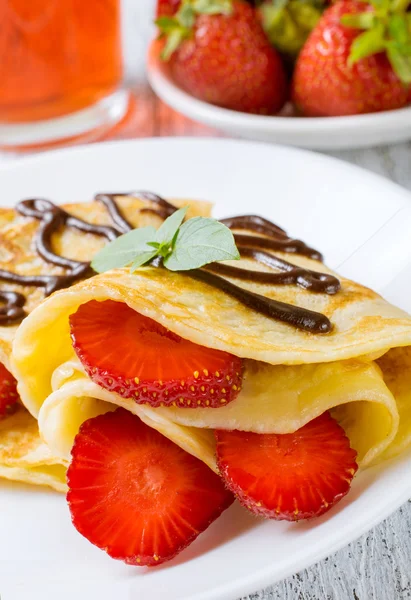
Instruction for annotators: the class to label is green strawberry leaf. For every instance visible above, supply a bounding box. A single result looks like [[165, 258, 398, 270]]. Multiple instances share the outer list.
[[391, 0, 410, 12], [388, 14, 408, 45], [341, 12, 375, 30], [348, 25, 386, 64], [155, 206, 188, 247], [272, 0, 288, 11], [192, 0, 233, 16], [386, 43, 411, 83], [178, 3, 196, 27], [91, 226, 157, 273], [164, 217, 240, 271], [161, 27, 188, 60], [155, 16, 179, 33]]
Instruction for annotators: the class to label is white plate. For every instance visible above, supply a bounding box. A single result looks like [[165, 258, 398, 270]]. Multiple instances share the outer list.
[[147, 41, 411, 151], [1, 138, 411, 600]]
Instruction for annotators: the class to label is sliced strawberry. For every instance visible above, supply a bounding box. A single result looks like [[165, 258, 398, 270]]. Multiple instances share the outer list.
[[67, 408, 233, 566], [0, 363, 19, 417], [216, 412, 358, 521], [70, 300, 243, 408]]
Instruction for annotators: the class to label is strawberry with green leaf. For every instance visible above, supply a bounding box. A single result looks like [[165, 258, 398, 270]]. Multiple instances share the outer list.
[[292, 0, 411, 116], [156, 0, 288, 114]]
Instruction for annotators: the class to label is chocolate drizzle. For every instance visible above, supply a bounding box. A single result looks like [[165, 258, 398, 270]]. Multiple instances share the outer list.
[[0, 197, 129, 324], [206, 247, 339, 294], [189, 269, 331, 333], [0, 291, 26, 324], [0, 192, 339, 333], [94, 193, 133, 234], [221, 216, 322, 261]]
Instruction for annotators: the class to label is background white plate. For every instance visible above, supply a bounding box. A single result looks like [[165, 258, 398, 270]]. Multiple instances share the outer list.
[[1, 138, 411, 600], [147, 42, 411, 151]]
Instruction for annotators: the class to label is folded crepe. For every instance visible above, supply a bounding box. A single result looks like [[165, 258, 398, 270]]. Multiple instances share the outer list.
[[11, 207, 411, 476], [0, 193, 211, 490]]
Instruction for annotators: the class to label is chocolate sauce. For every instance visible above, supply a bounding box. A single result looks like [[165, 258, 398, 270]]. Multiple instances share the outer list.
[[136, 191, 177, 221], [0, 192, 339, 332], [207, 247, 340, 294], [0, 291, 26, 324], [0, 197, 125, 323], [189, 269, 332, 334], [222, 216, 322, 260], [94, 193, 133, 234]]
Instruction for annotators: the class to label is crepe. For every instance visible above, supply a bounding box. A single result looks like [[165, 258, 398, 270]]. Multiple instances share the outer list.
[[11, 239, 411, 474], [0, 194, 211, 491]]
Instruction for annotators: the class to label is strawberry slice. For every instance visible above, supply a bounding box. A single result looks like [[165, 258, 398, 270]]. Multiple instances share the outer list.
[[67, 408, 233, 566], [70, 300, 243, 408], [0, 363, 19, 417], [215, 412, 358, 521]]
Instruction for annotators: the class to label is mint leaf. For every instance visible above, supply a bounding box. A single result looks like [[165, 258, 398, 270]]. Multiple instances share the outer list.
[[91, 226, 157, 273], [164, 217, 240, 271], [155, 206, 188, 246], [129, 251, 159, 273]]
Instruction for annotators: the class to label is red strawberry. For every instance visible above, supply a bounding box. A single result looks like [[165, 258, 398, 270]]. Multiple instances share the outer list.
[[216, 412, 358, 521], [156, 0, 180, 18], [292, 0, 411, 116], [67, 408, 233, 566], [70, 300, 243, 408], [157, 0, 287, 114], [0, 363, 19, 417]]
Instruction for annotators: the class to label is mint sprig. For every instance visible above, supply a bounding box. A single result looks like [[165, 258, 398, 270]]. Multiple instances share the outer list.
[[91, 207, 240, 274]]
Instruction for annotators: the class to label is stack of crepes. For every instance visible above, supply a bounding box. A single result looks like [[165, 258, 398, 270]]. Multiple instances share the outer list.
[[9, 198, 411, 483], [0, 194, 210, 491]]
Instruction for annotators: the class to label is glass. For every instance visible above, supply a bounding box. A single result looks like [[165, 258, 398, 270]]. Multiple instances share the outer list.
[[0, 0, 129, 149]]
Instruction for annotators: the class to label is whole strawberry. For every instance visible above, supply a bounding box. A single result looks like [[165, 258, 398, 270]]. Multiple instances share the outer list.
[[157, 0, 287, 114], [292, 0, 411, 116]]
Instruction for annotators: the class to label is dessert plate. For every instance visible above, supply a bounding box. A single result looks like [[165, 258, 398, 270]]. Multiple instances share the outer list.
[[1, 137, 411, 600], [147, 41, 411, 151]]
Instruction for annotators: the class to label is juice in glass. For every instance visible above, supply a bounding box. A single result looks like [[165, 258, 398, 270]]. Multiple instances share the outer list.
[[0, 0, 128, 147]]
